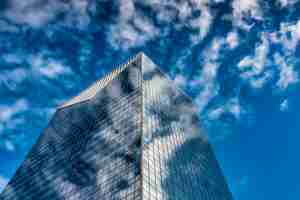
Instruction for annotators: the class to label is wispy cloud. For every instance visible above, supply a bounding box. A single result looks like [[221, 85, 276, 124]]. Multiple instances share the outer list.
[[107, 0, 160, 50], [226, 31, 239, 49], [3, 0, 60, 27], [3, 140, 15, 152], [29, 55, 71, 79], [231, 0, 263, 30], [277, 0, 298, 7], [208, 107, 225, 120], [2, 0, 92, 29], [280, 99, 289, 111], [208, 97, 243, 120], [238, 34, 269, 76], [203, 96, 247, 142], [188, 1, 213, 43], [228, 98, 242, 119], [274, 53, 298, 90], [0, 99, 29, 151], [192, 38, 225, 113], [236, 25, 299, 91], [0, 98, 56, 152], [0, 68, 28, 91], [108, 0, 215, 49], [271, 20, 300, 53], [0, 99, 28, 123], [1, 51, 74, 90], [238, 33, 272, 88]]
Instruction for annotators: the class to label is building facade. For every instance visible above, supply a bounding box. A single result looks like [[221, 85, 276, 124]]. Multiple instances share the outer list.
[[0, 53, 232, 200]]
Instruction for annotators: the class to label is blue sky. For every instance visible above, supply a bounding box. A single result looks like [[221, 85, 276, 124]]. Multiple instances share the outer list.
[[0, 0, 300, 199]]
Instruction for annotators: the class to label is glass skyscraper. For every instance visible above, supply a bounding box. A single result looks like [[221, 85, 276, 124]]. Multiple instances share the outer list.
[[0, 53, 232, 200]]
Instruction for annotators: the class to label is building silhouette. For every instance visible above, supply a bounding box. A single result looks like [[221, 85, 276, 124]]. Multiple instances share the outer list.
[[0, 53, 232, 200]]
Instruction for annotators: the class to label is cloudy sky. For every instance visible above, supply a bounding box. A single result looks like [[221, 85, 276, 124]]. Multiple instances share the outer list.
[[0, 0, 300, 199]]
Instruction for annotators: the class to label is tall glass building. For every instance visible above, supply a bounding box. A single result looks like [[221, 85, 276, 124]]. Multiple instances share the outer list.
[[0, 53, 232, 200]]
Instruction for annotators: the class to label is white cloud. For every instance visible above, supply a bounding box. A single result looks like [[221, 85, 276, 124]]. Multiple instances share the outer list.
[[226, 31, 239, 49], [155, 6, 177, 24], [2, 0, 92, 29], [238, 34, 271, 88], [107, 0, 160, 50], [228, 98, 242, 119], [39, 61, 70, 78], [189, 6, 213, 43], [63, 0, 91, 30], [237, 27, 299, 91], [113, 0, 214, 48], [277, 0, 299, 7], [271, 20, 300, 53], [176, 0, 214, 43], [0, 176, 8, 192], [3, 0, 60, 27], [0, 100, 27, 152], [274, 53, 298, 90], [206, 38, 225, 60], [29, 54, 72, 78], [208, 97, 242, 120], [239, 34, 269, 76], [231, 0, 262, 30], [248, 71, 273, 89], [146, 0, 213, 35], [208, 107, 224, 120], [0, 99, 28, 123], [1, 52, 72, 92], [4, 140, 15, 151], [280, 99, 289, 111], [0, 99, 28, 146], [0, 68, 28, 91], [177, 1, 192, 20], [193, 38, 225, 113]]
